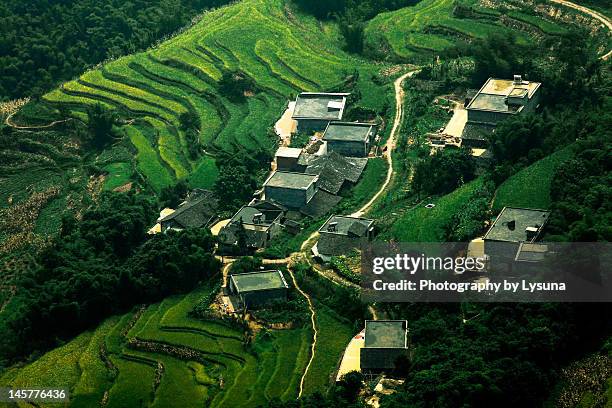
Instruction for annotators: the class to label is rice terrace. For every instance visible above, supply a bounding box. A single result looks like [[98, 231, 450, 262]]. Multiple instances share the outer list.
[[1, 0, 611, 407]]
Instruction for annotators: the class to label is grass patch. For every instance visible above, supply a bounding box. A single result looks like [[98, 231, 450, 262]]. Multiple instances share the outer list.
[[382, 176, 486, 242], [493, 146, 574, 211]]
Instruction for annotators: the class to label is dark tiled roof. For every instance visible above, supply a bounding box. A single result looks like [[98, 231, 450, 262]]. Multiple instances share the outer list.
[[217, 222, 269, 248], [319, 215, 374, 237], [160, 190, 218, 229], [305, 152, 367, 194], [300, 189, 342, 218], [462, 122, 496, 141]]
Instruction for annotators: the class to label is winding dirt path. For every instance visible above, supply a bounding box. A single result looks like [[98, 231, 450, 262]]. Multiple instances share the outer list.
[[351, 70, 418, 218], [5, 111, 72, 130], [286, 264, 317, 398], [550, 0, 612, 60]]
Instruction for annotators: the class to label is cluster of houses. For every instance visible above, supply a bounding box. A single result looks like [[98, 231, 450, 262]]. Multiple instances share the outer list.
[[144, 79, 554, 377], [215, 92, 377, 259]]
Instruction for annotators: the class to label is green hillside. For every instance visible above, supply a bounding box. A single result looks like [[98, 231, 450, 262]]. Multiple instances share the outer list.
[[492, 146, 574, 211], [364, 0, 569, 61], [39, 0, 389, 193], [0, 283, 323, 407]]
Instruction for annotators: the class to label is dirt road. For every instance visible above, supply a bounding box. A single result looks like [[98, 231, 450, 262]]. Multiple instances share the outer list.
[[550, 0, 612, 60], [350, 70, 418, 218]]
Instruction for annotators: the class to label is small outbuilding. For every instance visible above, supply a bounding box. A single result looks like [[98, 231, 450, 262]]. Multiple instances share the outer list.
[[360, 320, 409, 372], [275, 147, 303, 172], [228, 270, 289, 309], [323, 122, 375, 157]]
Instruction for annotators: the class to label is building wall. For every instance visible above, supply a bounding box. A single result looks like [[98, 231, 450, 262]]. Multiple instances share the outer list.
[[240, 288, 287, 309], [265, 186, 308, 209], [276, 156, 299, 171], [296, 119, 330, 133], [467, 109, 511, 125], [360, 347, 408, 372], [327, 140, 368, 157]]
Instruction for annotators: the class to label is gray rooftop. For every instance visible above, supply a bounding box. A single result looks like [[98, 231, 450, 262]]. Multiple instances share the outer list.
[[467, 77, 541, 113], [264, 171, 318, 190], [515, 243, 549, 262], [484, 207, 550, 242], [292, 93, 349, 121], [323, 122, 374, 142], [364, 320, 408, 348], [230, 270, 288, 293], [275, 147, 302, 158], [319, 215, 374, 237], [229, 205, 280, 226]]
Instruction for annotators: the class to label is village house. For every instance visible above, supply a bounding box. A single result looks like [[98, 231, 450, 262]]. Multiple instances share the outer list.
[[228, 270, 289, 309], [462, 75, 542, 148], [483, 206, 550, 273], [263, 171, 318, 209], [360, 320, 409, 373], [217, 199, 286, 251], [291, 92, 349, 133], [322, 122, 376, 157], [157, 189, 219, 233], [313, 214, 374, 262]]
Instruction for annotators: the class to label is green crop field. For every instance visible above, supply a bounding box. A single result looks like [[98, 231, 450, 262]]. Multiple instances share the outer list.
[[492, 146, 574, 212], [0, 282, 317, 407], [39, 0, 390, 193], [364, 0, 570, 61]]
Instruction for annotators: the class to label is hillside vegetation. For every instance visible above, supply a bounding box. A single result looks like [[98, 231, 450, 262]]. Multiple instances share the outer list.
[[0, 283, 325, 407], [363, 0, 573, 61], [35, 0, 388, 193]]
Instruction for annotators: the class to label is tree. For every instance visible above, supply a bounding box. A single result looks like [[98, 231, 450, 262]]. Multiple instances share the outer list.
[[86, 103, 116, 148], [412, 146, 476, 196], [213, 163, 257, 212]]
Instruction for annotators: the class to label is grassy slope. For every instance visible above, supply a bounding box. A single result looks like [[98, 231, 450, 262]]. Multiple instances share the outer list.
[[42, 0, 388, 192], [383, 177, 486, 242], [364, 0, 568, 61], [492, 146, 574, 211]]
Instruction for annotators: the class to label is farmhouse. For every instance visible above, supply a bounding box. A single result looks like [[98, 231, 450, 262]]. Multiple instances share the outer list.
[[217, 199, 285, 251], [462, 76, 541, 148], [484, 207, 550, 272], [466, 76, 541, 124], [360, 320, 409, 372], [292, 92, 349, 133], [323, 122, 376, 157], [313, 215, 374, 262], [228, 270, 289, 309], [263, 171, 318, 209], [159, 189, 219, 232]]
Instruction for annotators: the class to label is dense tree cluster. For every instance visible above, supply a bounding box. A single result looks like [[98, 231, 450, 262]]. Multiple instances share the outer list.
[[0, 0, 232, 99], [0, 192, 220, 366], [412, 146, 476, 197], [213, 151, 271, 214]]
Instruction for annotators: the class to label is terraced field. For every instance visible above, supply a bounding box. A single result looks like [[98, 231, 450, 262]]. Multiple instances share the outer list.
[[42, 0, 388, 192], [364, 0, 570, 61], [0, 283, 314, 407]]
